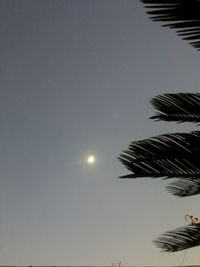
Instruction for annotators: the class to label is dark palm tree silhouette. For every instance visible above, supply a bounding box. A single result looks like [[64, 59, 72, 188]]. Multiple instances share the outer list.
[[119, 0, 200, 253], [141, 0, 200, 50]]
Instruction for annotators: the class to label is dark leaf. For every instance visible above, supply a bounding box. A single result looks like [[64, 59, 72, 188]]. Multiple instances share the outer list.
[[167, 177, 200, 197], [119, 131, 200, 196], [150, 93, 200, 123], [141, 0, 200, 50], [154, 224, 200, 252]]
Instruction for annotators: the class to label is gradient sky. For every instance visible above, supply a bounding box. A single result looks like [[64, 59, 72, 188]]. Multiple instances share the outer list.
[[1, 0, 200, 265]]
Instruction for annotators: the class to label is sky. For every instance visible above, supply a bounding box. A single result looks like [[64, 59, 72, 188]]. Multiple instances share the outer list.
[[1, 0, 200, 266]]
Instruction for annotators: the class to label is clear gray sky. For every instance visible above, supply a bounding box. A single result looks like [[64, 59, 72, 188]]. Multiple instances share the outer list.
[[1, 0, 200, 265]]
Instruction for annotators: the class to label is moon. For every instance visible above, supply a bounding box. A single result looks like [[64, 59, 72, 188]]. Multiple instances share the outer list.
[[87, 155, 95, 164]]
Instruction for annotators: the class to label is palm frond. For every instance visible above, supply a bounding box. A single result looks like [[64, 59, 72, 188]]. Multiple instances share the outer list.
[[141, 0, 200, 50], [150, 93, 200, 123], [154, 224, 200, 252], [119, 131, 200, 196], [167, 177, 200, 197]]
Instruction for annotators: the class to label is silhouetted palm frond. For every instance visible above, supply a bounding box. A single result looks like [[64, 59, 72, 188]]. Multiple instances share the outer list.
[[119, 131, 200, 196], [167, 177, 200, 197], [154, 224, 200, 252], [119, 0, 200, 253], [141, 0, 200, 50], [150, 93, 200, 123]]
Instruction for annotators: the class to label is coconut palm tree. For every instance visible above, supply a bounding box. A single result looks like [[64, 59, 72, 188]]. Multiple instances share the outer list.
[[119, 0, 200, 252], [141, 0, 200, 50]]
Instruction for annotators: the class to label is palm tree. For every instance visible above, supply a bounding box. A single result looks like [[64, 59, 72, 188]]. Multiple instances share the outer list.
[[119, 0, 200, 253], [141, 0, 200, 50]]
